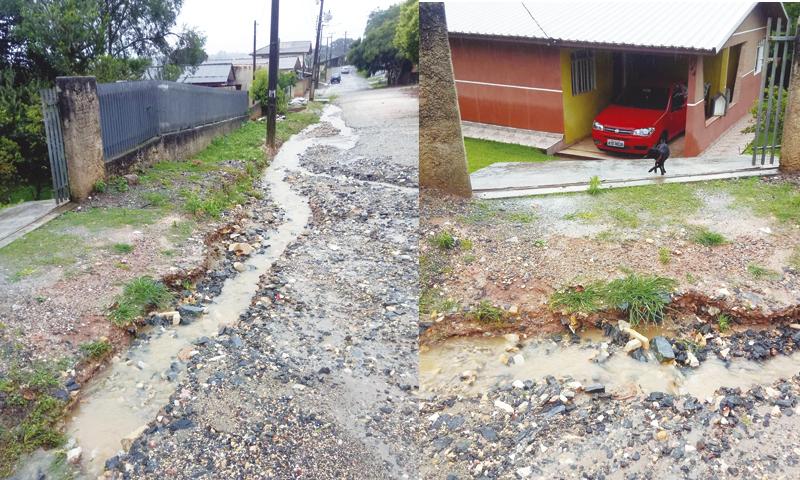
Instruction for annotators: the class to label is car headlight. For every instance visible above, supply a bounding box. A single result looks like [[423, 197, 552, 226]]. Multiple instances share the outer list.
[[633, 128, 655, 137], [593, 121, 604, 131]]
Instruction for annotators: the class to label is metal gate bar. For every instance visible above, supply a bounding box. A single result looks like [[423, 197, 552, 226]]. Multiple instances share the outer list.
[[753, 16, 796, 166], [40, 88, 69, 204]]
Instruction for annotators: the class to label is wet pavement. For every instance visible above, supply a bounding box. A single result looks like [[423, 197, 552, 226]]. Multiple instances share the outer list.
[[471, 155, 780, 198]]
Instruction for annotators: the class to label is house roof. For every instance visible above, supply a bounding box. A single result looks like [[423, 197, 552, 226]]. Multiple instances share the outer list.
[[255, 40, 312, 56], [177, 62, 233, 84], [445, 1, 787, 54]]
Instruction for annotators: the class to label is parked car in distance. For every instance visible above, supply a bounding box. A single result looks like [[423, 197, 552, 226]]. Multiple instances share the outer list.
[[341, 66, 350, 74], [592, 83, 687, 155], [330, 74, 341, 84]]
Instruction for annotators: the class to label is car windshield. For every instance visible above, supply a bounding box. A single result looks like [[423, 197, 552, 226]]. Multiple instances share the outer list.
[[614, 86, 669, 110]]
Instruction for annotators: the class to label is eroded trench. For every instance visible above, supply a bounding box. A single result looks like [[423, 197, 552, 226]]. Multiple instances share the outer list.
[[17, 105, 356, 479], [421, 295, 800, 403]]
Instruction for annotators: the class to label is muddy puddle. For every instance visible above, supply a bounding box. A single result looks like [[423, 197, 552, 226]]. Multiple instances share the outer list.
[[421, 331, 800, 401], [26, 106, 357, 479]]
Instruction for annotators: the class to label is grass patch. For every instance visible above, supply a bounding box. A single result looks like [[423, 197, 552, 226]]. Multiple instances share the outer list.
[[505, 211, 536, 223], [420, 252, 449, 315], [587, 175, 602, 195], [658, 247, 671, 265], [0, 360, 68, 477], [59, 207, 160, 231], [790, 247, 800, 270], [566, 182, 702, 229], [460, 200, 495, 224], [111, 243, 134, 254], [747, 263, 780, 280], [464, 137, 553, 173], [603, 274, 676, 325], [108, 276, 173, 327], [142, 191, 169, 207], [430, 230, 456, 250], [564, 211, 598, 222], [549, 283, 604, 314], [549, 273, 676, 326], [711, 176, 800, 224], [80, 339, 112, 359], [717, 313, 731, 332], [469, 300, 504, 323], [691, 227, 727, 247]]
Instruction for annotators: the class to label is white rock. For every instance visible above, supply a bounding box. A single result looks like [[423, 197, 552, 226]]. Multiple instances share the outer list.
[[512, 379, 526, 389], [759, 227, 772, 234], [512, 353, 525, 365], [720, 348, 730, 359], [516, 466, 532, 478], [66, 447, 82, 464], [233, 262, 246, 272], [686, 351, 700, 368], [494, 399, 514, 413]]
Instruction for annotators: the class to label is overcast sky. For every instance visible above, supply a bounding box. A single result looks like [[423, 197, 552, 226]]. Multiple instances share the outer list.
[[177, 0, 401, 56]]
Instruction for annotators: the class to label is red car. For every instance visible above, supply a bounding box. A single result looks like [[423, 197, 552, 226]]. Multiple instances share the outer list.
[[592, 83, 687, 155]]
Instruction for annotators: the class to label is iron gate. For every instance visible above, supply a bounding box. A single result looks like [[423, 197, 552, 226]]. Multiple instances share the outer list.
[[40, 88, 69, 204], [752, 16, 796, 166]]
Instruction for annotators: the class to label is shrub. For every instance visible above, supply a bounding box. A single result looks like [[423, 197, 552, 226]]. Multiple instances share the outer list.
[[250, 69, 289, 115], [470, 300, 504, 323], [430, 230, 456, 250], [692, 228, 726, 246], [588, 175, 602, 195], [603, 274, 676, 325]]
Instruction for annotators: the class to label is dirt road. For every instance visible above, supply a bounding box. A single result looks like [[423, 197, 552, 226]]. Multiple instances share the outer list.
[[105, 79, 420, 478]]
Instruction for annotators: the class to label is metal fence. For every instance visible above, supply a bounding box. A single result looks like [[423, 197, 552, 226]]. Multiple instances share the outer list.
[[97, 81, 248, 161]]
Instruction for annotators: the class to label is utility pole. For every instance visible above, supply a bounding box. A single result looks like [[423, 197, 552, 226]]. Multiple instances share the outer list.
[[310, 0, 324, 100], [266, 0, 280, 149], [325, 35, 331, 81], [252, 20, 257, 81]]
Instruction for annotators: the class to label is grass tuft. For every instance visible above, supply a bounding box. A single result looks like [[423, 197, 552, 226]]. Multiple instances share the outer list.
[[658, 247, 671, 265], [111, 243, 134, 254], [469, 300, 504, 323], [430, 230, 456, 250], [603, 274, 676, 325], [549, 283, 604, 314], [717, 313, 731, 332], [587, 175, 602, 195], [747, 263, 780, 280], [80, 339, 113, 359], [692, 227, 726, 247], [109, 276, 173, 327]]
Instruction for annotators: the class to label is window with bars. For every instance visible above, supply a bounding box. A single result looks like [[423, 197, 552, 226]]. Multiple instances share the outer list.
[[570, 50, 596, 96]]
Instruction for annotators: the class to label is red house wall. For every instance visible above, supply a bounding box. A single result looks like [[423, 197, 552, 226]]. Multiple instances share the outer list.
[[448, 37, 564, 133]]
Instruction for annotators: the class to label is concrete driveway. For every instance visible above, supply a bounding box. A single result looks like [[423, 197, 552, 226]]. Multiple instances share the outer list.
[[471, 155, 780, 198]]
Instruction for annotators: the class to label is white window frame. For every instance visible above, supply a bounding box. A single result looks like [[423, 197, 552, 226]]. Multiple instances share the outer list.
[[755, 39, 765, 75]]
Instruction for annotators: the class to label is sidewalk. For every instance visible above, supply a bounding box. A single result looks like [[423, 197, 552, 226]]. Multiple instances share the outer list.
[[471, 155, 780, 198], [0, 200, 70, 249]]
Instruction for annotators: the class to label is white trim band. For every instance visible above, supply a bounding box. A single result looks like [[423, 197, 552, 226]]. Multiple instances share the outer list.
[[455, 79, 563, 93], [732, 26, 767, 36], [688, 99, 704, 107]]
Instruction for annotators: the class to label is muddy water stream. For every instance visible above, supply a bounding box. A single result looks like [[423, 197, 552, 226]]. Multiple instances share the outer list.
[[421, 333, 800, 401], [53, 106, 356, 478]]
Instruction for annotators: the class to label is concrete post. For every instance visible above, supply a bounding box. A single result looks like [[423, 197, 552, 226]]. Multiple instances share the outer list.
[[419, 2, 472, 197], [56, 76, 106, 200], [781, 35, 800, 172]]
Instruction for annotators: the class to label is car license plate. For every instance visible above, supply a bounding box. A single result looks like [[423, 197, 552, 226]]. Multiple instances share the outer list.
[[607, 139, 624, 148]]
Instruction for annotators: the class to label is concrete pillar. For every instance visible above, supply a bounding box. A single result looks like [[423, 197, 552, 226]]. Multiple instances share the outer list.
[[56, 76, 106, 200], [781, 36, 800, 172], [419, 2, 472, 197]]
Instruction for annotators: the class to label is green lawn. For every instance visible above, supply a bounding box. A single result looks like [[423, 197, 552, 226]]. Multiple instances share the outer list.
[[464, 137, 553, 173]]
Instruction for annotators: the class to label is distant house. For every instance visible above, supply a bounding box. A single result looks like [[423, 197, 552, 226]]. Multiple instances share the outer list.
[[177, 57, 304, 96], [254, 40, 313, 71], [445, 1, 787, 157], [177, 62, 238, 89]]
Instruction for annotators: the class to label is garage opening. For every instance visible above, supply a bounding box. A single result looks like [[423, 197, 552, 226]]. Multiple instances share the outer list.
[[560, 51, 690, 159]]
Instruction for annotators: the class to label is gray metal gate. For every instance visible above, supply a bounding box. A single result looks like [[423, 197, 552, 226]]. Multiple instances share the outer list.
[[752, 16, 796, 166], [40, 88, 70, 204]]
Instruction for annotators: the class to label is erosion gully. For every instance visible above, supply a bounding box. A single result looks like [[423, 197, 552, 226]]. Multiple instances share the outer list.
[[421, 321, 800, 402], [19, 106, 356, 479]]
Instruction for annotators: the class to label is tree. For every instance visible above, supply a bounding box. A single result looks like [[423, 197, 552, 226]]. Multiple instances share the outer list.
[[394, 0, 418, 65], [99, 0, 183, 58], [347, 0, 415, 85]]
